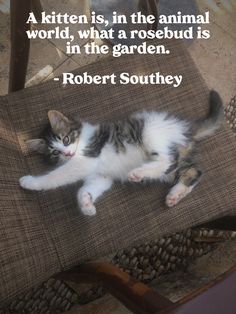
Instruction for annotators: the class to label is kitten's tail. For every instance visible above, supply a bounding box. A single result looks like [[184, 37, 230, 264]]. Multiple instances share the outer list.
[[193, 90, 224, 141]]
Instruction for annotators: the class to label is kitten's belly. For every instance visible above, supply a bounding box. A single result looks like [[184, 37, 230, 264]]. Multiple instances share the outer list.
[[97, 144, 146, 181]]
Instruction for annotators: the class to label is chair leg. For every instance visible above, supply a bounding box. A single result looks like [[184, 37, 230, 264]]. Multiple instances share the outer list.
[[9, 0, 31, 92], [31, 0, 43, 21], [55, 262, 174, 314], [147, 0, 159, 30]]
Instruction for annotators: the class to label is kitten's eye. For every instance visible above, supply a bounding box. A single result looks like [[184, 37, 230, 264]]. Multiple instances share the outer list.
[[52, 150, 60, 156], [63, 136, 70, 146]]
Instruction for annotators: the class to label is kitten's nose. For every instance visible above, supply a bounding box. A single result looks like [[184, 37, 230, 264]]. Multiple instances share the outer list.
[[64, 151, 74, 157]]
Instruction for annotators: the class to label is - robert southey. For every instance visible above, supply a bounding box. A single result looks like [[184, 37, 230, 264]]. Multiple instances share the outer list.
[[61, 72, 183, 88]]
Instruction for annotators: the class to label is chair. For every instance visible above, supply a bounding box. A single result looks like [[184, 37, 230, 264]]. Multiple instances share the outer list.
[[2, 0, 236, 313], [9, 0, 158, 93]]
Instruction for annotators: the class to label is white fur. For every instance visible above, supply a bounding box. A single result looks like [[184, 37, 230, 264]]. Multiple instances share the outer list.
[[98, 143, 147, 181], [20, 111, 191, 215], [135, 111, 189, 155], [76, 123, 97, 155], [78, 175, 113, 216], [166, 182, 194, 207]]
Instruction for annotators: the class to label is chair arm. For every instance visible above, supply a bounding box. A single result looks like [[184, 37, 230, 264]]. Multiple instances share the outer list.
[[55, 261, 173, 314]]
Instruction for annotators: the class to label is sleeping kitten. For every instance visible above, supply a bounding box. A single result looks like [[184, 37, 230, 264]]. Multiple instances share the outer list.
[[20, 90, 223, 216]]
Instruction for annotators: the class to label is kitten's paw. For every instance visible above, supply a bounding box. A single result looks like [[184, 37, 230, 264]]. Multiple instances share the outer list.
[[166, 184, 192, 208], [165, 194, 180, 207], [19, 175, 41, 191], [78, 191, 96, 216], [128, 168, 145, 183], [81, 205, 96, 216]]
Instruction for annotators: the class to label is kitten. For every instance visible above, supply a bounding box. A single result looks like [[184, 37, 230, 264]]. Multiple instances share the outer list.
[[20, 90, 223, 216]]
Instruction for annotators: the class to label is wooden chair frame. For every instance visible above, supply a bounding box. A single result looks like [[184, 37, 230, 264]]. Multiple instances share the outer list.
[[9, 0, 158, 92], [56, 261, 236, 314], [9, 1, 236, 312]]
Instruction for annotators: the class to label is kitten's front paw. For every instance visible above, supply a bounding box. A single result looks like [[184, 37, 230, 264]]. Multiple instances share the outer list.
[[78, 191, 96, 216], [128, 168, 145, 183], [19, 175, 41, 191]]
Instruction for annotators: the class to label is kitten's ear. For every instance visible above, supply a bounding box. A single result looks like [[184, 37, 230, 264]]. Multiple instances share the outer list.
[[48, 110, 70, 134], [26, 139, 47, 154]]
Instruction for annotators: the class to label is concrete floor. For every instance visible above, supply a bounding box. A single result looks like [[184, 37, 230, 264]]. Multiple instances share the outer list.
[[0, 0, 236, 102], [0, 0, 236, 313]]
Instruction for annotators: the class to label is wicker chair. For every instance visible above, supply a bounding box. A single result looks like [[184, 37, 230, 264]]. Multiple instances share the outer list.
[[1, 0, 236, 313]]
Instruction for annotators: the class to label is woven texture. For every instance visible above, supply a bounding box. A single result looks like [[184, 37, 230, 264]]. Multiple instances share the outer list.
[[2, 227, 235, 313], [225, 95, 236, 133], [0, 98, 61, 304], [1, 39, 236, 303]]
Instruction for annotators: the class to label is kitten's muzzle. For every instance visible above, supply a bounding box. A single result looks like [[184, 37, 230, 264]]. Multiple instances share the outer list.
[[64, 151, 75, 157]]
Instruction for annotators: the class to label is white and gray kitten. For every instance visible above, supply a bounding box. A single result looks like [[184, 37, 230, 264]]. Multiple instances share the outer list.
[[20, 91, 223, 216]]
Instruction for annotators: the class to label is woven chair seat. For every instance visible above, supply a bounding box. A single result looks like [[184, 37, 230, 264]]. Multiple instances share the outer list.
[[0, 39, 236, 304]]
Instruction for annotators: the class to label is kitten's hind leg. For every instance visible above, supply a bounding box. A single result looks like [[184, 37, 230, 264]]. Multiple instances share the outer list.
[[128, 155, 171, 182], [166, 166, 202, 207], [78, 175, 113, 216]]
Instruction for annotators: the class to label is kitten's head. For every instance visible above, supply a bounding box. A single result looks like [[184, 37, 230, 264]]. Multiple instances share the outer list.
[[26, 110, 82, 165]]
